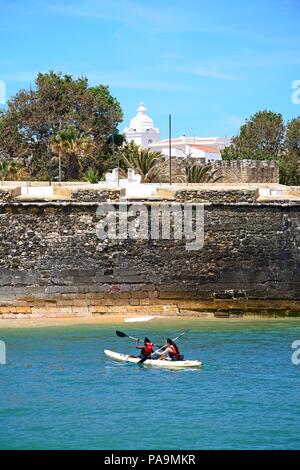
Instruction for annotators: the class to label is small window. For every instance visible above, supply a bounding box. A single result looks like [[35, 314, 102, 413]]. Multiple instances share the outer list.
[[148, 139, 152, 144]]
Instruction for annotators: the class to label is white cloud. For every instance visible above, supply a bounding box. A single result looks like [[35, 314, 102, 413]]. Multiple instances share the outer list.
[[40, 0, 300, 45], [221, 112, 244, 129], [160, 50, 300, 82], [0, 67, 198, 92], [87, 72, 196, 92], [174, 66, 240, 81], [42, 0, 187, 33], [0, 71, 40, 82], [40, 0, 269, 38]]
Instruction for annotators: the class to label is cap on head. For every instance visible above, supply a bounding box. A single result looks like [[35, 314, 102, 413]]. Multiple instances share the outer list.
[[144, 337, 151, 343]]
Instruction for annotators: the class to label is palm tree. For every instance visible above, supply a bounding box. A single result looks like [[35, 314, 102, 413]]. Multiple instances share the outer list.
[[185, 163, 222, 183], [121, 144, 164, 182], [7, 161, 19, 180], [51, 126, 95, 180], [0, 161, 13, 184]]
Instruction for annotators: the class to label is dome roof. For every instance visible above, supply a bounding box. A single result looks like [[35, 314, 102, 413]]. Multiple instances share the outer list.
[[128, 102, 155, 131]]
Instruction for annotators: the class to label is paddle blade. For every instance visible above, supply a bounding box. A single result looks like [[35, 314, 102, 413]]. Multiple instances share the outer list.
[[138, 355, 150, 364], [116, 330, 127, 338]]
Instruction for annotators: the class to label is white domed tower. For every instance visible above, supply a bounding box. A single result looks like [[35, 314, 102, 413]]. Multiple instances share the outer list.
[[124, 102, 160, 147]]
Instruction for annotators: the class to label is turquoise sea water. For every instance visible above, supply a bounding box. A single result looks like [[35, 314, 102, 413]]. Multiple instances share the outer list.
[[0, 318, 300, 450]]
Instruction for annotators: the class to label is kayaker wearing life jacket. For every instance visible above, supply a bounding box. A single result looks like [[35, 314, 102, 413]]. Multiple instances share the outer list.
[[157, 338, 184, 361], [136, 337, 154, 359]]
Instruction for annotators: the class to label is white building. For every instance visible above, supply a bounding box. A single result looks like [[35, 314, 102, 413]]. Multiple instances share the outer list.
[[124, 103, 231, 162], [148, 136, 231, 162], [124, 102, 160, 147]]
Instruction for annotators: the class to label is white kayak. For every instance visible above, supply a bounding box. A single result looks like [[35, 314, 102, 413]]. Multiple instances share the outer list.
[[104, 349, 202, 369]]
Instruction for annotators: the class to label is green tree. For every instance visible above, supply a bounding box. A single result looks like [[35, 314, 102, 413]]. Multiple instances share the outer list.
[[0, 71, 123, 180], [286, 117, 300, 157], [0, 161, 15, 184], [98, 131, 125, 176], [120, 143, 164, 182], [222, 110, 285, 161], [280, 117, 300, 185], [51, 125, 96, 180], [279, 155, 300, 185]]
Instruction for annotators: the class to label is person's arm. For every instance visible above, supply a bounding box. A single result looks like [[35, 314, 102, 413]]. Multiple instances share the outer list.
[[136, 339, 143, 350], [157, 347, 171, 356]]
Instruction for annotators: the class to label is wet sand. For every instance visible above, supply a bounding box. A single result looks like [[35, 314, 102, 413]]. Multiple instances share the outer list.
[[0, 314, 298, 328]]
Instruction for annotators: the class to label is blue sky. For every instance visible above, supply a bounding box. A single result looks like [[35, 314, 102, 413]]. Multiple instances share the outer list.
[[0, 0, 299, 138]]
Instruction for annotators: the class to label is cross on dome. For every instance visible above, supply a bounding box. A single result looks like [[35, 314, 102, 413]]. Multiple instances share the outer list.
[[137, 102, 147, 114]]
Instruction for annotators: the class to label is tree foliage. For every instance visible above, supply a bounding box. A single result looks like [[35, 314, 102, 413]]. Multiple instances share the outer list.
[[286, 117, 300, 158], [279, 155, 300, 186], [51, 125, 96, 180], [279, 117, 300, 185], [222, 110, 285, 161], [221, 111, 300, 185], [0, 71, 123, 180], [0, 160, 18, 184]]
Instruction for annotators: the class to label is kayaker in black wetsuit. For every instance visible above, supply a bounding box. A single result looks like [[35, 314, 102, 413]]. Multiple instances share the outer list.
[[156, 338, 184, 361], [136, 337, 154, 359]]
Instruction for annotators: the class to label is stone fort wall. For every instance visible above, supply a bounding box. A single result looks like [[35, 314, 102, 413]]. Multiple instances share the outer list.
[[158, 158, 279, 184], [0, 195, 299, 318]]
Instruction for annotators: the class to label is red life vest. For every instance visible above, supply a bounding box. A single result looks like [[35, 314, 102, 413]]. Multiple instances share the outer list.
[[169, 344, 179, 356], [144, 342, 154, 354]]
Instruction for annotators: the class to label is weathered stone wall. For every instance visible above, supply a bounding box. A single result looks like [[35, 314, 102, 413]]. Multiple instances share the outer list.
[[158, 156, 204, 183], [172, 188, 259, 203], [0, 187, 21, 201], [157, 158, 279, 184], [212, 160, 279, 183], [0, 200, 299, 318], [70, 187, 125, 202]]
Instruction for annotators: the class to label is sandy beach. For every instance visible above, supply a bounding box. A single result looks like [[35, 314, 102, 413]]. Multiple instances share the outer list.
[[0, 315, 129, 328], [0, 314, 299, 328]]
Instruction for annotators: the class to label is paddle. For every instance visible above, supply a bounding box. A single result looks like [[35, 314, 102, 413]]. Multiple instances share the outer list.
[[116, 330, 140, 342], [116, 330, 161, 348], [138, 330, 189, 364]]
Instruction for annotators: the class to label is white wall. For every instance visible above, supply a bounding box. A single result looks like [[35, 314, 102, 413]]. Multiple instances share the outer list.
[[125, 130, 160, 148]]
